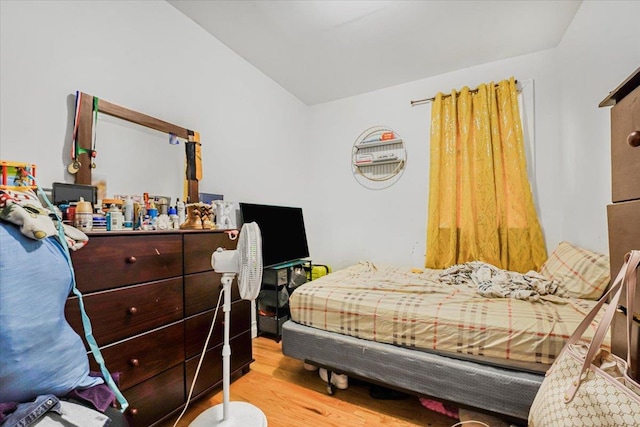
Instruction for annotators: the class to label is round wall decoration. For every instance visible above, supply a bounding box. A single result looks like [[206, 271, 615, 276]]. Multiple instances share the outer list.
[[351, 126, 406, 189]]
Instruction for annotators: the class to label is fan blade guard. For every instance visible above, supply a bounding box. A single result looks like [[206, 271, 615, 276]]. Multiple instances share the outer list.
[[237, 222, 263, 300]]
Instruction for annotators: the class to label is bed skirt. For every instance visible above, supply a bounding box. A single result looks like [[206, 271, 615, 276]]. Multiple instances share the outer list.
[[281, 320, 543, 421]]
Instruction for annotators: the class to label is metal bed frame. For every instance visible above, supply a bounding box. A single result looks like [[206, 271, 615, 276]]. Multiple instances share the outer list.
[[282, 320, 543, 423]]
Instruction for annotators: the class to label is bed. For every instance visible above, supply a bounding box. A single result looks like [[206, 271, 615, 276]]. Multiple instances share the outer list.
[[281, 242, 611, 422]]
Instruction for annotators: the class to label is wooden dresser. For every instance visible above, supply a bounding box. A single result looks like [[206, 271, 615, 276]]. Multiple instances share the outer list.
[[64, 230, 253, 427], [600, 67, 640, 381]]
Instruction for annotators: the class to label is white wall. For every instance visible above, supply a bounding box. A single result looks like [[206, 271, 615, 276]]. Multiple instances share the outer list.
[[303, 0, 640, 269], [555, 1, 640, 253], [0, 0, 310, 340], [0, 0, 309, 206], [304, 50, 558, 269], [2, 1, 638, 272]]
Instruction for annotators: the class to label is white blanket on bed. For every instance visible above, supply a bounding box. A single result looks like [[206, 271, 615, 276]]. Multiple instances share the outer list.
[[439, 261, 558, 301]]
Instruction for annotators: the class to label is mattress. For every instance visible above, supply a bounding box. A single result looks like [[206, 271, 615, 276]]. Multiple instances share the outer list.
[[289, 262, 608, 369]]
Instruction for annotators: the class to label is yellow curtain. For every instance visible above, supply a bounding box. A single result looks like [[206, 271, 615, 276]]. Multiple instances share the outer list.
[[426, 77, 547, 273]]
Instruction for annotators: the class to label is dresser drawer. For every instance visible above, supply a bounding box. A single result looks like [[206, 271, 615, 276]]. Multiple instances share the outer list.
[[72, 234, 183, 292], [185, 330, 253, 398], [89, 321, 185, 390], [124, 364, 185, 427], [184, 270, 240, 316], [65, 278, 184, 346], [184, 231, 238, 274], [184, 299, 251, 358], [607, 200, 640, 315], [612, 309, 639, 382], [611, 85, 640, 203]]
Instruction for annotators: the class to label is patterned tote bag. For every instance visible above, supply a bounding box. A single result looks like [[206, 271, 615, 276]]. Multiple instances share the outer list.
[[529, 250, 640, 426]]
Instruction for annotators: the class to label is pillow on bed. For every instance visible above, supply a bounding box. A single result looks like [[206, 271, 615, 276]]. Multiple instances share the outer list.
[[539, 241, 610, 300], [0, 221, 103, 403]]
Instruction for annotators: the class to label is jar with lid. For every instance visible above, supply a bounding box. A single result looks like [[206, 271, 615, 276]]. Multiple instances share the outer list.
[[74, 198, 93, 232], [106, 204, 124, 231]]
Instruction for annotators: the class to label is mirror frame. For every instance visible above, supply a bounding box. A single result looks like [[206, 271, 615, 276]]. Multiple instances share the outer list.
[[74, 92, 200, 202]]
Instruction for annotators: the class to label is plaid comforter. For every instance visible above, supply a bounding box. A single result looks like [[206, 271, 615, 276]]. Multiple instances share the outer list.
[[289, 262, 608, 365]]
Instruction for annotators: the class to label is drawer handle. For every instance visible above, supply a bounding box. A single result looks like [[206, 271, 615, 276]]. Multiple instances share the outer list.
[[126, 256, 137, 264], [628, 131, 640, 148], [128, 306, 138, 315], [129, 408, 138, 416], [129, 358, 139, 367]]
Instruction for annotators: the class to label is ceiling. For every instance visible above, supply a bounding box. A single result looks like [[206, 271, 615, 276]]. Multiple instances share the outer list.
[[168, 0, 582, 105]]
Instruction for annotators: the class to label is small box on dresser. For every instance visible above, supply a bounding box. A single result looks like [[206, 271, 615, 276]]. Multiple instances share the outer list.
[[64, 230, 253, 427], [600, 67, 640, 381]]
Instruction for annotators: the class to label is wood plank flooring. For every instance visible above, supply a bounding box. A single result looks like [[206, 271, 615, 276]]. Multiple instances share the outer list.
[[157, 337, 458, 427]]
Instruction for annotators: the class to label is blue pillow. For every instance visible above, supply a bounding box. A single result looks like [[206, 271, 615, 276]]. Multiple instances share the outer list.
[[0, 221, 102, 403]]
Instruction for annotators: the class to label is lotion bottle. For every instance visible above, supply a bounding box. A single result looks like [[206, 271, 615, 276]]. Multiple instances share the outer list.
[[123, 196, 134, 229], [168, 206, 179, 229], [176, 198, 186, 227]]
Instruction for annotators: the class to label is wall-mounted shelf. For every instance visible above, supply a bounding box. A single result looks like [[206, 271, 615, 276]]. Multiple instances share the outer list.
[[355, 159, 403, 167], [355, 138, 403, 149], [351, 126, 407, 189]]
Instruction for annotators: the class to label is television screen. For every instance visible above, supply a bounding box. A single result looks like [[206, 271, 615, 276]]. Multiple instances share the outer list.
[[239, 203, 310, 268]]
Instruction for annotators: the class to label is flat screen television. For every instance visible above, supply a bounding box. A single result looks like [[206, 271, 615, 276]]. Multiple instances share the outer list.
[[239, 202, 310, 268]]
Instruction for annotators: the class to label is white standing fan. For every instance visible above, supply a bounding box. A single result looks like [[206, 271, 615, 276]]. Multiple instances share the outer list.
[[189, 222, 267, 427]]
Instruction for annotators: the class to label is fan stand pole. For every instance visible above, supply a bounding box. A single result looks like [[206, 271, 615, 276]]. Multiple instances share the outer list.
[[189, 274, 267, 427], [222, 274, 233, 421]]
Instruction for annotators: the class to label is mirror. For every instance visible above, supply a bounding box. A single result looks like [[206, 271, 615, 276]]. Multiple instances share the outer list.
[[73, 92, 200, 204], [93, 114, 185, 204]]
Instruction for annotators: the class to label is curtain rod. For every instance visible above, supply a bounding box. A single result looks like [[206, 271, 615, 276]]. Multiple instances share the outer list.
[[410, 80, 519, 107]]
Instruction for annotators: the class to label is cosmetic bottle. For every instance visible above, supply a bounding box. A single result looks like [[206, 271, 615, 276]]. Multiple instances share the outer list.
[[176, 198, 186, 227], [106, 204, 124, 231], [123, 196, 134, 229], [168, 206, 179, 229], [147, 208, 158, 230]]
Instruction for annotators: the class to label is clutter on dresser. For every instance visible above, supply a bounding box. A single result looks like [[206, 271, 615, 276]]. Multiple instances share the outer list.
[[52, 191, 231, 232]]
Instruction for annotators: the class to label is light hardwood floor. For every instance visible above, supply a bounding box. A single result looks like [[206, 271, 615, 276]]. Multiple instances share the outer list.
[[157, 337, 459, 427]]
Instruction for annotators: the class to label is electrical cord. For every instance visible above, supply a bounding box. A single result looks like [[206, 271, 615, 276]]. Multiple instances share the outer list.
[[451, 421, 490, 427], [172, 288, 225, 427]]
